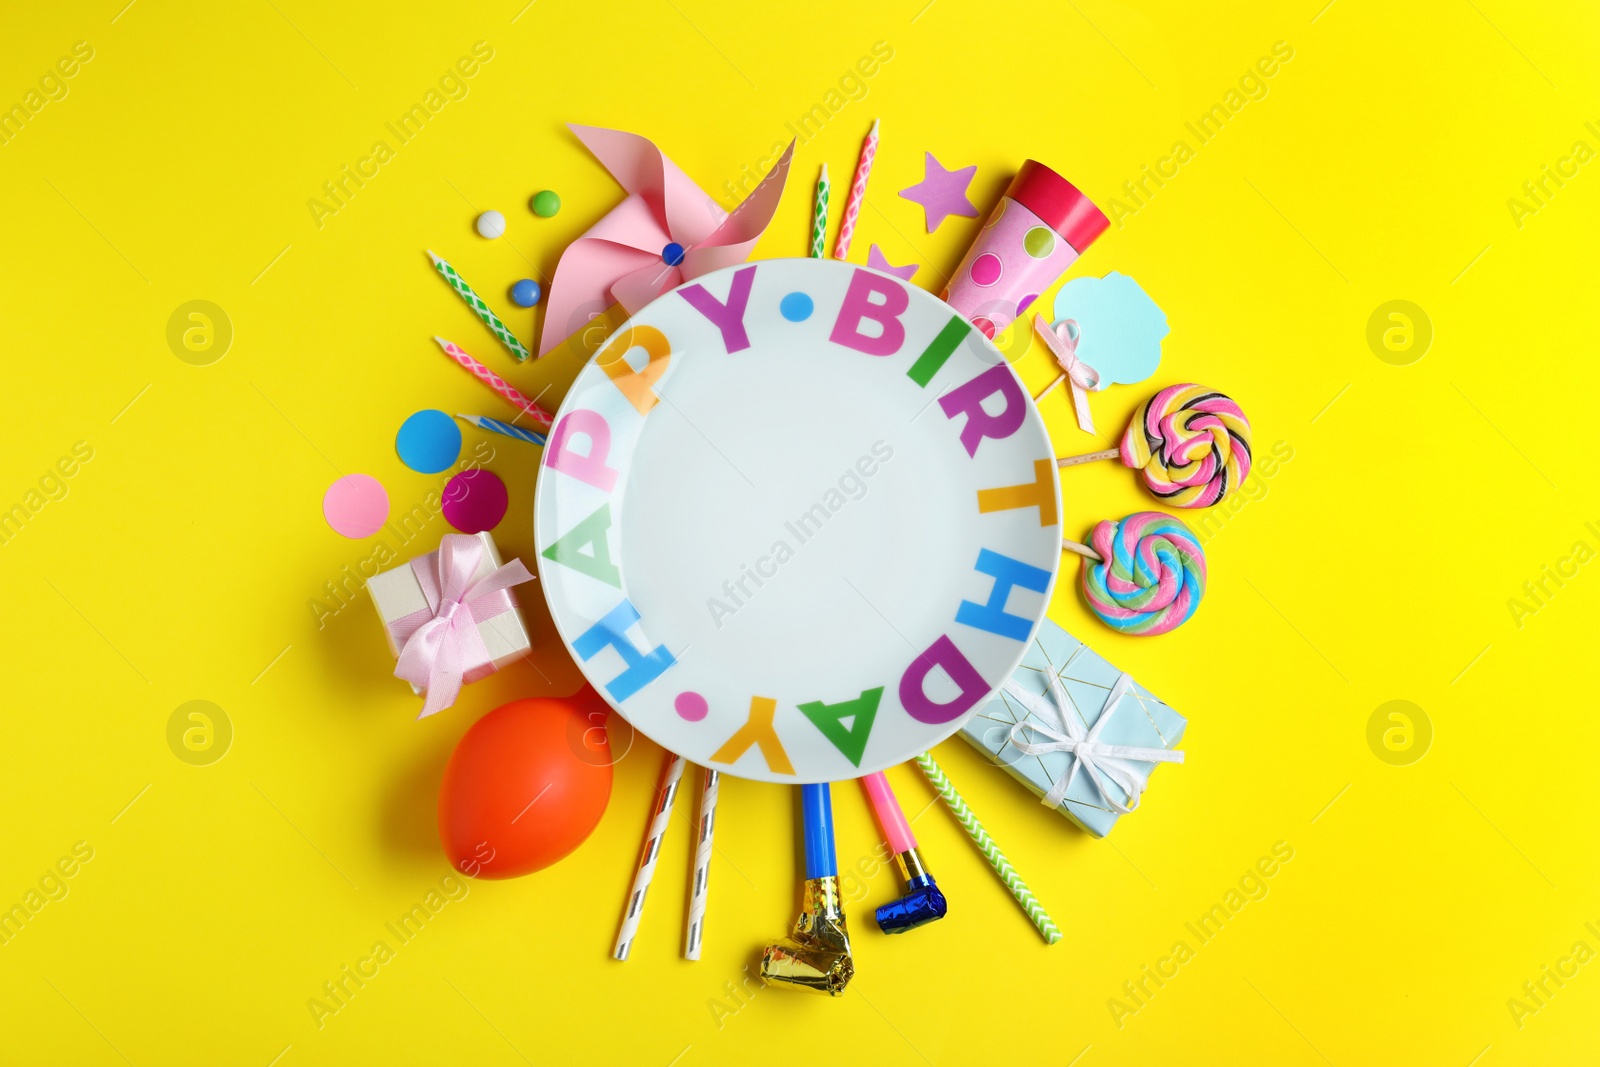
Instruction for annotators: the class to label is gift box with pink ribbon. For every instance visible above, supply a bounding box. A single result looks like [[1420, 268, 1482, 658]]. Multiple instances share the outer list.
[[367, 532, 535, 717]]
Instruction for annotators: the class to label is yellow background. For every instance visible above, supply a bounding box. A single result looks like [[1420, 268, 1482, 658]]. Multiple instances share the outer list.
[[2, 0, 1596, 1063]]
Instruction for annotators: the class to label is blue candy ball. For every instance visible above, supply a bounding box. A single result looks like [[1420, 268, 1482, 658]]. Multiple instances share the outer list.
[[511, 279, 541, 307], [662, 242, 685, 267]]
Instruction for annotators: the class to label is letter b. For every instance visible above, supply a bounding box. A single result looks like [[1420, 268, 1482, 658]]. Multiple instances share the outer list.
[[829, 269, 908, 355]]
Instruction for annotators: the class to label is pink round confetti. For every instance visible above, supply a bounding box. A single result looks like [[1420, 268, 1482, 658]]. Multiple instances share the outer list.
[[442, 469, 508, 533], [970, 252, 1003, 287], [675, 691, 709, 721], [323, 474, 389, 539]]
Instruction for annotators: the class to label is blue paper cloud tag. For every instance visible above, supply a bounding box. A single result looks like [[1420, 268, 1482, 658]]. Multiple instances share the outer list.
[[1051, 273, 1168, 388]]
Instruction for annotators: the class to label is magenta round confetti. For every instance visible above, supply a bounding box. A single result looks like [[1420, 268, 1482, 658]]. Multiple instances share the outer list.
[[323, 474, 389, 538], [675, 691, 709, 721], [441, 469, 507, 533]]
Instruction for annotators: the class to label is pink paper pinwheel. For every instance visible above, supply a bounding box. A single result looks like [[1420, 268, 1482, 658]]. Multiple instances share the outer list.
[[538, 125, 795, 356]]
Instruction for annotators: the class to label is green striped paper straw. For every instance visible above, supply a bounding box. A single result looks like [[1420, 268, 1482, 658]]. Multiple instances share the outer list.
[[426, 250, 531, 362], [810, 164, 829, 259], [914, 752, 1061, 945]]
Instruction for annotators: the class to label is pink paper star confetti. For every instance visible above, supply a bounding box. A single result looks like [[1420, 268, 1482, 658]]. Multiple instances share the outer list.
[[867, 244, 919, 281], [898, 152, 978, 233]]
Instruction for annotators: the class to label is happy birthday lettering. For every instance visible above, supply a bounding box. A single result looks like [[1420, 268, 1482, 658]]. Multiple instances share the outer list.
[[541, 265, 1055, 778]]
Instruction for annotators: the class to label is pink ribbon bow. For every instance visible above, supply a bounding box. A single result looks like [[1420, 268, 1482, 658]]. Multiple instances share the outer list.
[[389, 534, 534, 718], [537, 125, 795, 357], [1032, 314, 1101, 434]]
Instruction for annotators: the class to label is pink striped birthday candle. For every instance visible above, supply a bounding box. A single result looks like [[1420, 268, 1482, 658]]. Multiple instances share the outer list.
[[432, 336, 553, 429], [832, 119, 879, 260]]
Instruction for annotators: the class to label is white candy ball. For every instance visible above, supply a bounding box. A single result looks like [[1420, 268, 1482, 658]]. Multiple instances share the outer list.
[[475, 211, 506, 239]]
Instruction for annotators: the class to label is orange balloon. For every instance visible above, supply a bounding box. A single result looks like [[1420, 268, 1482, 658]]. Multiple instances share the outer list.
[[438, 690, 614, 878]]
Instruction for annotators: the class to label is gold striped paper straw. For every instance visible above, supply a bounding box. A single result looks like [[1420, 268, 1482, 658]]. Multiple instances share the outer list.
[[614, 752, 686, 961], [683, 766, 719, 960]]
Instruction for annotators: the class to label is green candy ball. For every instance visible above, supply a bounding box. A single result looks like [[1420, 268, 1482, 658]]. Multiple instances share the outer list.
[[531, 190, 561, 217]]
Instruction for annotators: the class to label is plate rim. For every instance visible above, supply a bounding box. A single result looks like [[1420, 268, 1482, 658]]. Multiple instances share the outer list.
[[532, 256, 1062, 783]]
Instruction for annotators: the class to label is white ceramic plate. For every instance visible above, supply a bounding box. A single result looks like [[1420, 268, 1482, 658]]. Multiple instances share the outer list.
[[534, 258, 1061, 782]]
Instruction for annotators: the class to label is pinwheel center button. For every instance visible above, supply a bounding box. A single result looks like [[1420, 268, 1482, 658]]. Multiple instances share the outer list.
[[661, 242, 686, 266]]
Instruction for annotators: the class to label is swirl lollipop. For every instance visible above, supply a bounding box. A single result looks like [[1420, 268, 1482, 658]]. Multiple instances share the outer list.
[[1061, 512, 1206, 636], [1056, 384, 1252, 508]]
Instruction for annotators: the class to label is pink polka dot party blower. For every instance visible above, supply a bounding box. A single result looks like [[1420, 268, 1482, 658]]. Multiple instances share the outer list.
[[942, 161, 1110, 340]]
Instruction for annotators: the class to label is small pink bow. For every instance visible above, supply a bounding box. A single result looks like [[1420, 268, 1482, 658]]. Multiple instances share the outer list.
[[537, 125, 795, 357], [390, 534, 534, 718], [1032, 314, 1101, 434]]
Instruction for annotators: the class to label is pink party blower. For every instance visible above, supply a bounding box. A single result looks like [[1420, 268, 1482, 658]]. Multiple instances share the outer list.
[[862, 771, 947, 934], [942, 161, 1110, 340]]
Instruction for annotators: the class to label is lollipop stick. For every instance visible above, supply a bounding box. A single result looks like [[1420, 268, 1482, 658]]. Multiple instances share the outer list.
[[1061, 538, 1103, 562], [683, 766, 719, 961], [1033, 373, 1066, 402], [914, 752, 1061, 945], [1056, 447, 1120, 469], [613, 752, 685, 961]]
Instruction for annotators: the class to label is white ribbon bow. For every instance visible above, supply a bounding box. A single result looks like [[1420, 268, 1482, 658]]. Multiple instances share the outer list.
[[1032, 314, 1101, 434], [1004, 670, 1184, 814]]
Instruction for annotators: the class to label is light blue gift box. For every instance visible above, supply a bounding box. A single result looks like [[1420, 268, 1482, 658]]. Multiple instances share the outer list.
[[959, 618, 1186, 838]]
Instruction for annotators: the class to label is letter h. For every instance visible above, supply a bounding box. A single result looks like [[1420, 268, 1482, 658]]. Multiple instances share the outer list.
[[955, 549, 1051, 641], [573, 599, 677, 701]]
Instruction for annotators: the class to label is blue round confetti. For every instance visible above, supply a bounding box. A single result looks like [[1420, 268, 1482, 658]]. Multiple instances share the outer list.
[[779, 292, 814, 322], [395, 409, 461, 474], [511, 279, 542, 307], [662, 242, 686, 267]]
